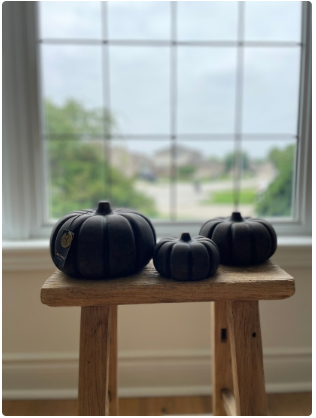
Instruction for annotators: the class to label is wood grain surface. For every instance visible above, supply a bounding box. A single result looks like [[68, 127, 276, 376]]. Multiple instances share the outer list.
[[41, 261, 295, 307], [227, 301, 268, 416], [108, 306, 118, 416], [211, 302, 234, 416], [221, 389, 237, 416], [77, 306, 111, 416]]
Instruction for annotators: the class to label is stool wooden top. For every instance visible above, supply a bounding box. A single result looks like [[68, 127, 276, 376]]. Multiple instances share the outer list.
[[41, 260, 294, 307]]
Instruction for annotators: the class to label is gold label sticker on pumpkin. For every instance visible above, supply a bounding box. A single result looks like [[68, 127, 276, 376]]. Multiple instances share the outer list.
[[61, 231, 74, 248], [54, 230, 75, 269]]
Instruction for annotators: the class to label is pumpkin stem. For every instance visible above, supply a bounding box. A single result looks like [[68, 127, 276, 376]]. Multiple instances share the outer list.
[[180, 232, 191, 242], [96, 201, 112, 215], [230, 211, 244, 222]]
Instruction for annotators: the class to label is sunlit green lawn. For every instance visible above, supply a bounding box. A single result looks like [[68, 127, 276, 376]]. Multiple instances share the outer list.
[[203, 188, 257, 205]]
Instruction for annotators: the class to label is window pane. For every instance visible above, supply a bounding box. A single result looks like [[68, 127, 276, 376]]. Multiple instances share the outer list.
[[174, 139, 296, 220], [39, 1, 302, 224], [111, 140, 171, 219], [41, 45, 103, 136], [244, 1, 302, 42], [108, 1, 170, 40], [239, 139, 296, 218], [39, 2, 102, 39], [47, 138, 172, 220], [177, 2, 238, 41], [175, 141, 234, 220], [242, 48, 300, 134], [47, 139, 109, 219], [177, 48, 237, 134], [110, 47, 170, 135]]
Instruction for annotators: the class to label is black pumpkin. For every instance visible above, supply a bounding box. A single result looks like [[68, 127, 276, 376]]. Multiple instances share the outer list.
[[199, 212, 277, 266], [50, 201, 156, 279], [153, 233, 220, 281]]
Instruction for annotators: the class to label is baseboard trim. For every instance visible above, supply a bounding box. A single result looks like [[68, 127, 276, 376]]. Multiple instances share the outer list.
[[2, 389, 78, 400], [2, 382, 312, 401], [3, 348, 311, 400], [3, 346, 311, 361]]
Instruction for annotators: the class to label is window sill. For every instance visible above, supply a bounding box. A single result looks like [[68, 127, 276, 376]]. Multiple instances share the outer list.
[[2, 236, 311, 272]]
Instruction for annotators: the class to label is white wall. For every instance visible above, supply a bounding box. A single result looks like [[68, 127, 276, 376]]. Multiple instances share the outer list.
[[2, 243, 312, 399]]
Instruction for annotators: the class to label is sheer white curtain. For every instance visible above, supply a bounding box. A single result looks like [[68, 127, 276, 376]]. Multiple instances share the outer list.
[[3, 2, 41, 240]]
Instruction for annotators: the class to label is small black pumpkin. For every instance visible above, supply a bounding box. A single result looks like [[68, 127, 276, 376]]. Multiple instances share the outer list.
[[199, 212, 277, 266], [50, 201, 156, 279], [153, 233, 220, 281]]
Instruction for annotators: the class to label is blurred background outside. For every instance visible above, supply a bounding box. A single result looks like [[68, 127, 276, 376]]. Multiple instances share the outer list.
[[39, 1, 301, 221]]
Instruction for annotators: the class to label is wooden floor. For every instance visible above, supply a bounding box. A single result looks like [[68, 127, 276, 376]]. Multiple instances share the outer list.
[[2, 393, 312, 416]]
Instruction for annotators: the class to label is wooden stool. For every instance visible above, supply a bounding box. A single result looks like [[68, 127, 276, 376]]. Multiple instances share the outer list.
[[41, 260, 295, 416]]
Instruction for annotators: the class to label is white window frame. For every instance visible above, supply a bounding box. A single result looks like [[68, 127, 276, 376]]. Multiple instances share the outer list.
[[2, 2, 311, 241]]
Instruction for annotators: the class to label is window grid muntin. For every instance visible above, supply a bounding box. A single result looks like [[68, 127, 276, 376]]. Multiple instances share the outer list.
[[38, 1, 302, 222], [233, 2, 244, 210], [101, 2, 112, 202], [39, 40, 301, 47], [170, 1, 177, 221]]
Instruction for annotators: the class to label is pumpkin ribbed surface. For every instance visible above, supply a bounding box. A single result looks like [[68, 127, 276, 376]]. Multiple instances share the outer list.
[[153, 233, 219, 281], [199, 212, 277, 266], [50, 201, 156, 279]]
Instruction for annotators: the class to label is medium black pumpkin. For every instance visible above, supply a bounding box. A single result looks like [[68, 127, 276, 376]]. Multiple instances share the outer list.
[[199, 212, 277, 266], [50, 201, 156, 279], [153, 233, 220, 281]]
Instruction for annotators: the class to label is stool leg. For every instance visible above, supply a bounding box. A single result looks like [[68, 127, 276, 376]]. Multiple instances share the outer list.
[[78, 306, 111, 416], [227, 301, 268, 416], [108, 305, 118, 416], [211, 301, 234, 416]]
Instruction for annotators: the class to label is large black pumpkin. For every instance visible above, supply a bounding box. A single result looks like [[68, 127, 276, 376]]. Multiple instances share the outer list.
[[50, 201, 156, 279], [199, 212, 277, 266], [153, 233, 219, 281]]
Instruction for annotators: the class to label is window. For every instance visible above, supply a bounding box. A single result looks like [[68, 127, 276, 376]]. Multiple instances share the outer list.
[[2, 1, 311, 240]]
